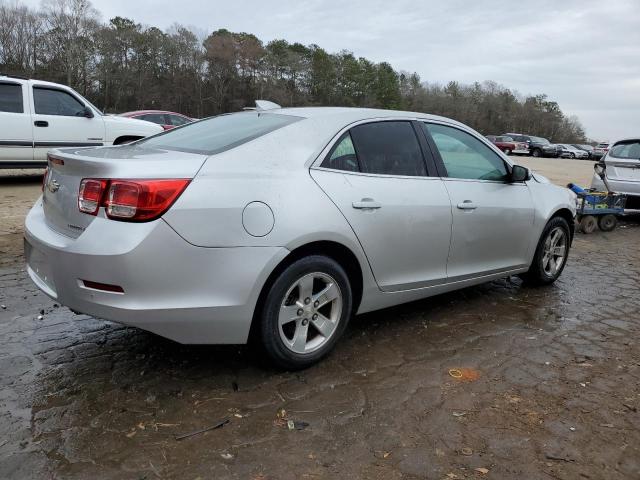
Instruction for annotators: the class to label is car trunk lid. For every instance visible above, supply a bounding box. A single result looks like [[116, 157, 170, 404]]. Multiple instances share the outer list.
[[43, 145, 207, 238]]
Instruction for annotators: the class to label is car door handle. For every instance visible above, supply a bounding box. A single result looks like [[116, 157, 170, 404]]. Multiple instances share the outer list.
[[352, 199, 382, 209], [457, 200, 477, 210], [34, 121, 48, 127]]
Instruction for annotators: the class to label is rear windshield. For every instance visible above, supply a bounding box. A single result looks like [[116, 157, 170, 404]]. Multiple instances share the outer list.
[[609, 141, 640, 159], [138, 111, 302, 155]]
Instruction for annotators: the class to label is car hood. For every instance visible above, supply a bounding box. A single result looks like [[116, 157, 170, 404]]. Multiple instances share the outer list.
[[103, 115, 164, 135]]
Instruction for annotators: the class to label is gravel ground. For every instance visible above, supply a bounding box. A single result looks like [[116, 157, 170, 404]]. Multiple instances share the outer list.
[[1, 161, 639, 480]]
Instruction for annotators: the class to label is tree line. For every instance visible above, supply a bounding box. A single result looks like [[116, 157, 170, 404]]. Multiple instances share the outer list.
[[0, 0, 587, 142]]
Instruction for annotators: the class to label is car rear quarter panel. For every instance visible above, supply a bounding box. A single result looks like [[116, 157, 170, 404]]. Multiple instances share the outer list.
[[161, 118, 380, 311]]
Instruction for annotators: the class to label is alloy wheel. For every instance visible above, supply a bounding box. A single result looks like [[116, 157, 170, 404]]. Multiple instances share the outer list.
[[278, 272, 343, 354], [542, 226, 567, 276]]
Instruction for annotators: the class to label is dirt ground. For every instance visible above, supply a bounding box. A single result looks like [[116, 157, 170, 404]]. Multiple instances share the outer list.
[[1, 159, 639, 480]]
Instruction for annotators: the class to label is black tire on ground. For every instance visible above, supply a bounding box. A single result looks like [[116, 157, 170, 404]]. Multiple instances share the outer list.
[[521, 216, 571, 286], [569, 153, 575, 159], [504, 148, 511, 155], [259, 255, 353, 370], [579, 215, 597, 234], [532, 148, 542, 157], [598, 214, 618, 232]]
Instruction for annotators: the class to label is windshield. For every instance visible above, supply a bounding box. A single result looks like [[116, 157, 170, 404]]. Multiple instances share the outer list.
[[609, 140, 640, 159], [138, 111, 302, 155], [530, 136, 550, 144]]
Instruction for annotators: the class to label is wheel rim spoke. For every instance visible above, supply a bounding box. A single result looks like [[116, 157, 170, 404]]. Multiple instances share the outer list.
[[279, 304, 301, 327], [297, 275, 314, 303], [311, 313, 335, 338], [291, 320, 309, 352], [312, 282, 339, 309]]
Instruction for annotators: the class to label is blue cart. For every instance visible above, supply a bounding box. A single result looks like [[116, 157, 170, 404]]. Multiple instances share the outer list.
[[568, 163, 626, 233]]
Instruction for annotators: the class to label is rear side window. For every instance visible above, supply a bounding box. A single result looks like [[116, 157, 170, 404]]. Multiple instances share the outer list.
[[139, 112, 301, 155], [139, 113, 167, 125], [322, 132, 359, 172], [34, 87, 86, 116], [349, 121, 426, 176], [0, 83, 24, 113], [168, 114, 190, 126], [609, 141, 640, 159], [423, 123, 508, 181]]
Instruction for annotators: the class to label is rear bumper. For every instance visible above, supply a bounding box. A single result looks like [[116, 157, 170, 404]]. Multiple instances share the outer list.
[[24, 199, 288, 344], [591, 174, 640, 198]]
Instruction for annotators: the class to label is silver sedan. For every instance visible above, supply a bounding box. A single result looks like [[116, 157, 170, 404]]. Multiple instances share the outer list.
[[25, 104, 576, 369]]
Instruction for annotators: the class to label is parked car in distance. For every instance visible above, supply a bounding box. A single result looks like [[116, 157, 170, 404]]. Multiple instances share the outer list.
[[120, 110, 194, 130], [503, 133, 559, 158], [486, 135, 527, 155], [573, 144, 594, 158], [556, 144, 589, 159], [0, 74, 163, 168], [591, 138, 640, 210], [592, 142, 610, 159], [25, 104, 576, 369]]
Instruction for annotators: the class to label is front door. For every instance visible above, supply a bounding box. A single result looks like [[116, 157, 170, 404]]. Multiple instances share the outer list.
[[311, 121, 452, 291], [31, 86, 104, 161], [421, 122, 535, 280]]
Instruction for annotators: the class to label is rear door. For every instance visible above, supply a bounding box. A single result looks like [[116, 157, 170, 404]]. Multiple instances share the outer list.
[[0, 81, 33, 165], [421, 122, 535, 280], [31, 85, 105, 161], [311, 120, 452, 291]]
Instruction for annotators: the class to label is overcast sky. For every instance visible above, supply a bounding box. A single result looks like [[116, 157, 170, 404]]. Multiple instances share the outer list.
[[25, 0, 639, 140]]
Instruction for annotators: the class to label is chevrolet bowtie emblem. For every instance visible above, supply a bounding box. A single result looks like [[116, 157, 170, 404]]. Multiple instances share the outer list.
[[47, 178, 60, 193]]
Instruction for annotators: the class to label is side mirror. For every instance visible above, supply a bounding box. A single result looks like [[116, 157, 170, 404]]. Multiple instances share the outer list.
[[510, 164, 530, 182], [83, 106, 94, 118]]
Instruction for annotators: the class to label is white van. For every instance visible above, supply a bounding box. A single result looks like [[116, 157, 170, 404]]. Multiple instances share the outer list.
[[0, 74, 163, 168]]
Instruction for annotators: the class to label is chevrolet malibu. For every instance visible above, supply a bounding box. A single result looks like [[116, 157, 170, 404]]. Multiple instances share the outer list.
[[25, 104, 576, 369]]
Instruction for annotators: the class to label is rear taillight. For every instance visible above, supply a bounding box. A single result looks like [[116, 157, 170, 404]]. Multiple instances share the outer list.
[[79, 179, 107, 215], [78, 178, 190, 222]]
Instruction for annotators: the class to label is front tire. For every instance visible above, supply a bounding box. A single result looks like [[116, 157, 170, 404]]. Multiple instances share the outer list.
[[522, 217, 571, 285], [504, 148, 512, 155], [532, 148, 542, 158], [259, 255, 352, 370]]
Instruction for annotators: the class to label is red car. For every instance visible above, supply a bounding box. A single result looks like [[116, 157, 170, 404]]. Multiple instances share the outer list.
[[486, 135, 525, 155], [119, 110, 194, 130]]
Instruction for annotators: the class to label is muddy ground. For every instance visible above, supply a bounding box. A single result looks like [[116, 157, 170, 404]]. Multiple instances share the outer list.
[[1, 160, 639, 480]]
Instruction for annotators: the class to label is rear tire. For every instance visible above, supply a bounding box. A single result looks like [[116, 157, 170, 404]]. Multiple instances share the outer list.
[[580, 215, 597, 234], [521, 216, 570, 285], [259, 255, 352, 370], [598, 214, 617, 232]]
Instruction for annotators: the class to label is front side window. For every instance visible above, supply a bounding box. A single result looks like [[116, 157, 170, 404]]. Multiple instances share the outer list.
[[322, 132, 359, 172], [609, 141, 640, 159], [34, 87, 86, 116], [349, 121, 426, 176], [423, 123, 508, 181], [0, 83, 24, 113], [139, 111, 301, 155]]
